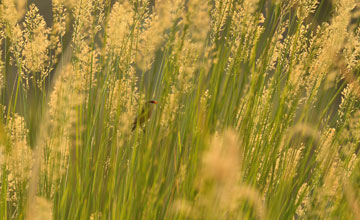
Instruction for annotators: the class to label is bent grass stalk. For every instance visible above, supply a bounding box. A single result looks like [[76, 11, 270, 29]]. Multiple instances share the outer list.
[[0, 0, 359, 219]]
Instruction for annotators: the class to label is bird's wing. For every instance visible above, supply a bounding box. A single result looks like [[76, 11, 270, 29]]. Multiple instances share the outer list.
[[131, 105, 154, 131], [132, 107, 147, 131]]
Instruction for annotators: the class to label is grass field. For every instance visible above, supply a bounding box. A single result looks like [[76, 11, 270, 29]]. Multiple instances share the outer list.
[[0, 0, 360, 219]]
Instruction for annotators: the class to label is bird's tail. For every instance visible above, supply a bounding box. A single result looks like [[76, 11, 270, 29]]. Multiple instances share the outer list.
[[131, 118, 137, 131]]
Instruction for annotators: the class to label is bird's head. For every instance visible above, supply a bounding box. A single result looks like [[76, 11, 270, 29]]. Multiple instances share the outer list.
[[148, 100, 158, 104]]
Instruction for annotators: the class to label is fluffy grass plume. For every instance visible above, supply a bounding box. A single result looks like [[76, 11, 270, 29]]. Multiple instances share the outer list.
[[0, 0, 360, 219]]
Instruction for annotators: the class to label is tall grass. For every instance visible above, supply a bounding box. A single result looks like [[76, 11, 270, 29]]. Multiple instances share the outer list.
[[0, 0, 359, 219]]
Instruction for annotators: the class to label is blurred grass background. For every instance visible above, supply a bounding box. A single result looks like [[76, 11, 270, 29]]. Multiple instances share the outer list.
[[0, 0, 360, 219]]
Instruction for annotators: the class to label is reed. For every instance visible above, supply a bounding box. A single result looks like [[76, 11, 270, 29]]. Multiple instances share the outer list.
[[0, 0, 359, 219]]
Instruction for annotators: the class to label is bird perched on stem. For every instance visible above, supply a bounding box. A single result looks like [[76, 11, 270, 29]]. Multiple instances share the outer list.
[[132, 100, 157, 131]]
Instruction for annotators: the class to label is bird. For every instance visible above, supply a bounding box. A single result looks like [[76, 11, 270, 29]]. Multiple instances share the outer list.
[[132, 100, 157, 131]]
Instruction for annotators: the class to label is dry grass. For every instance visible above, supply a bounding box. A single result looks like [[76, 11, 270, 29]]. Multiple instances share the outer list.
[[0, 0, 360, 219]]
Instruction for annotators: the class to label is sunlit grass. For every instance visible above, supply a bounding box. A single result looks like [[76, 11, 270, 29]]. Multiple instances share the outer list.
[[0, 0, 359, 219]]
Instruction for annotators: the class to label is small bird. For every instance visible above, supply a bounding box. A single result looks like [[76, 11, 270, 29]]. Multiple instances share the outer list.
[[132, 100, 157, 131]]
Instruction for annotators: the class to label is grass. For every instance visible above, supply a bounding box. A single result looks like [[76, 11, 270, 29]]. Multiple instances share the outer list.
[[0, 0, 360, 219]]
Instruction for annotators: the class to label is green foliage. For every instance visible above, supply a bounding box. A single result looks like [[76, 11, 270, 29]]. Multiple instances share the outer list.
[[0, 0, 359, 219]]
